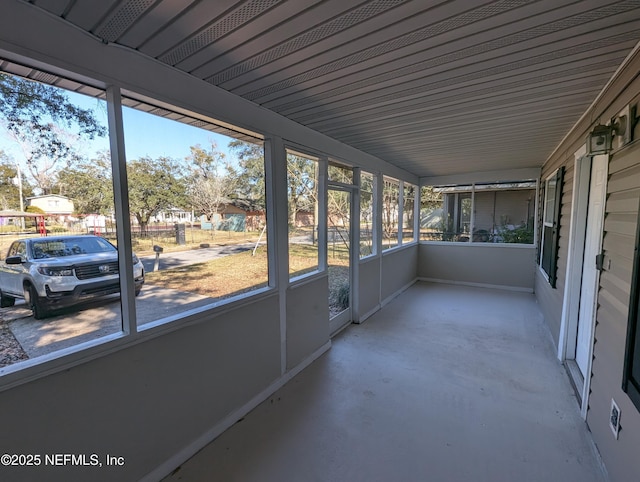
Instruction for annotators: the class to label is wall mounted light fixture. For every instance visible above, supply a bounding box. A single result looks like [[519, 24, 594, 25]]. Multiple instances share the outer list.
[[587, 123, 614, 155], [587, 106, 633, 156]]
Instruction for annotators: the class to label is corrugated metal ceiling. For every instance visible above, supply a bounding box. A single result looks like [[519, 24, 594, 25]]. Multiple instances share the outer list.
[[27, 0, 640, 177]]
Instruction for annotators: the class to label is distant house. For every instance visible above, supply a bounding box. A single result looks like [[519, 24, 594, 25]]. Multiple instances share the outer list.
[[26, 195, 75, 223], [197, 201, 267, 232], [150, 208, 194, 224]]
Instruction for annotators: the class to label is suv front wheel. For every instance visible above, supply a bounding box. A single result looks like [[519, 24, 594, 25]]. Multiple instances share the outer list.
[[24, 283, 49, 320]]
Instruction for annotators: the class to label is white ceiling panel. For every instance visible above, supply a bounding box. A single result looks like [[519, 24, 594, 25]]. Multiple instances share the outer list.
[[25, 0, 640, 177], [32, 0, 72, 16], [116, 0, 198, 48], [136, 0, 242, 57], [64, 0, 121, 31]]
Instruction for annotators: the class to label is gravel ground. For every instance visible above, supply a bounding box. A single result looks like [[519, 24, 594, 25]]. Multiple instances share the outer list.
[[0, 320, 29, 367]]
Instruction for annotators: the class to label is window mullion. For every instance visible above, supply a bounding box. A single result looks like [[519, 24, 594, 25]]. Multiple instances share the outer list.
[[398, 181, 404, 245], [106, 85, 137, 334]]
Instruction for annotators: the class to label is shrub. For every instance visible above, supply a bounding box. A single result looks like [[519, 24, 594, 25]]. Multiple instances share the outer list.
[[335, 282, 350, 310]]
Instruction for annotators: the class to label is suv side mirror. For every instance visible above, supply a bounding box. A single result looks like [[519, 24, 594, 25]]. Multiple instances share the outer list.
[[5, 256, 24, 265]]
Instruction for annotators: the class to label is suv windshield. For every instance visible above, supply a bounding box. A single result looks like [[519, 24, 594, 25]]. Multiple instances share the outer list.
[[31, 237, 116, 259]]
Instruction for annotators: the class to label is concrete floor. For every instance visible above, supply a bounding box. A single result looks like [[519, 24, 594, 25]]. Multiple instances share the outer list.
[[165, 282, 607, 482]]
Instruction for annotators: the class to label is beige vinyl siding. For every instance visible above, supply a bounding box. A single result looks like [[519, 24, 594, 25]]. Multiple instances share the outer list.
[[535, 156, 573, 345], [588, 139, 640, 482], [536, 46, 640, 480], [532, 47, 640, 482], [535, 50, 640, 349]]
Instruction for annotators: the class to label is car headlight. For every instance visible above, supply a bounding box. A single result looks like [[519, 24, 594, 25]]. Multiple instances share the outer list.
[[37, 266, 74, 276]]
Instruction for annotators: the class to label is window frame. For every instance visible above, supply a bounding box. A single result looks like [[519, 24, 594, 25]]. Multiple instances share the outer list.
[[623, 195, 640, 411], [381, 176, 401, 251], [539, 167, 564, 288], [401, 181, 418, 245], [0, 62, 276, 389], [286, 148, 325, 282], [419, 181, 538, 246], [359, 170, 377, 259]]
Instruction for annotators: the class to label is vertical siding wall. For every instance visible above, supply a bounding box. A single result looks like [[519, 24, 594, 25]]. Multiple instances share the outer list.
[[536, 158, 574, 344], [537, 50, 640, 482], [590, 136, 640, 482]]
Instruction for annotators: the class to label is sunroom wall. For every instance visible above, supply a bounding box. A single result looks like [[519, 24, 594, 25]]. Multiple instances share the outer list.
[[0, 4, 419, 481], [417, 168, 540, 293]]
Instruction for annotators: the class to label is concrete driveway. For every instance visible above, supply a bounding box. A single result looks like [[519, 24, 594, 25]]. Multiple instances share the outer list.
[[3, 285, 213, 358], [1, 242, 265, 359]]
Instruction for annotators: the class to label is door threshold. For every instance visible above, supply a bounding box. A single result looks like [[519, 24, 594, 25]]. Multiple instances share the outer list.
[[564, 360, 584, 406]]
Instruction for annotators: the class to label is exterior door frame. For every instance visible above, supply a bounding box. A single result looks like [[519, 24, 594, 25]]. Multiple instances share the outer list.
[[559, 145, 608, 418], [327, 178, 359, 336]]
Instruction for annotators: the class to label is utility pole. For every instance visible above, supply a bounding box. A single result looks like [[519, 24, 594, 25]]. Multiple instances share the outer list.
[[15, 163, 25, 229]]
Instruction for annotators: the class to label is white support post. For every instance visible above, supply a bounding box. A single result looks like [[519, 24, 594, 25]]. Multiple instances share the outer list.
[[264, 136, 288, 374], [106, 85, 137, 335], [352, 167, 361, 322], [376, 172, 384, 302], [318, 157, 328, 273], [470, 184, 476, 243], [413, 183, 420, 242], [398, 181, 404, 246]]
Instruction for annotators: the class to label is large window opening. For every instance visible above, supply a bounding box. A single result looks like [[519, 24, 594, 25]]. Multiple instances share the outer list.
[[287, 150, 319, 279], [382, 177, 400, 250], [0, 67, 119, 367], [0, 60, 273, 373], [402, 182, 417, 243], [121, 96, 269, 327], [420, 181, 536, 244], [360, 171, 375, 258]]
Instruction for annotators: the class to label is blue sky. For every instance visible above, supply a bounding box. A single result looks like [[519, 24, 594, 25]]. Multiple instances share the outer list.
[[0, 87, 237, 171], [121, 105, 234, 163]]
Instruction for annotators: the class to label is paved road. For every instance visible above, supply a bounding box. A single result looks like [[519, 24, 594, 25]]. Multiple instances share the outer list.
[[139, 243, 257, 272]]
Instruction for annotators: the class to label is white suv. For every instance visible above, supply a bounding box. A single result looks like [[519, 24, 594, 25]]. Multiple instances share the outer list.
[[0, 235, 144, 319]]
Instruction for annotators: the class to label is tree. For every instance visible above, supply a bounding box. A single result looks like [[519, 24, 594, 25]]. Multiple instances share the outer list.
[[228, 142, 317, 227], [420, 185, 442, 212], [56, 151, 113, 215], [187, 143, 240, 232], [228, 140, 265, 210], [0, 72, 106, 194], [286, 154, 317, 227], [382, 179, 399, 246], [127, 156, 187, 235], [0, 150, 33, 210], [403, 184, 416, 233]]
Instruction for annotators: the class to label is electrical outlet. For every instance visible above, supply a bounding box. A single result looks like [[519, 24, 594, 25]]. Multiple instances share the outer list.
[[610, 398, 621, 439]]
